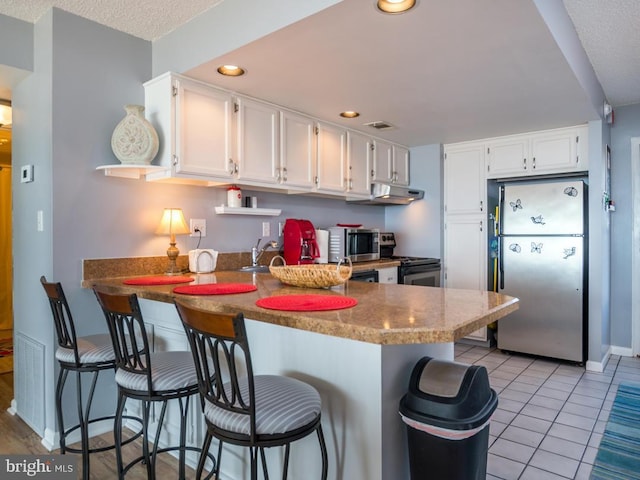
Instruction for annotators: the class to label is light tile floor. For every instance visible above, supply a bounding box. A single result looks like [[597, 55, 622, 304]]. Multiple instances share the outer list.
[[454, 343, 640, 480]]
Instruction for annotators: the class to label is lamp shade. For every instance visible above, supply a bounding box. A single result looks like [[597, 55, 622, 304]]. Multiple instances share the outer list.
[[155, 208, 190, 236]]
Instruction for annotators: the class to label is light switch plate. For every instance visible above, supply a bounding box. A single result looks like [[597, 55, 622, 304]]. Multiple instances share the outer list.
[[21, 165, 34, 183]]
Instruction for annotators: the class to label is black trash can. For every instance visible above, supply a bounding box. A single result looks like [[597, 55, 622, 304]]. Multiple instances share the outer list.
[[399, 356, 498, 480]]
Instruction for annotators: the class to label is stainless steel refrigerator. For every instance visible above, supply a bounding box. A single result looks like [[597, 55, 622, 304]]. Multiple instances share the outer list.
[[497, 179, 587, 363]]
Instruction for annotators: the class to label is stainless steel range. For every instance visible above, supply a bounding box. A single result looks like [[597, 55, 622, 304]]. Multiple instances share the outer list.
[[380, 233, 441, 287]]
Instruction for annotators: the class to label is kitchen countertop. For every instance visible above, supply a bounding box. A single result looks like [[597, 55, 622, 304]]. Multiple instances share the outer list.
[[83, 269, 518, 345]]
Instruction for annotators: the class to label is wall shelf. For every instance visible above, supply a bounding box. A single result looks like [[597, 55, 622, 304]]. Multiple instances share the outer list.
[[214, 206, 281, 216], [96, 164, 169, 179]]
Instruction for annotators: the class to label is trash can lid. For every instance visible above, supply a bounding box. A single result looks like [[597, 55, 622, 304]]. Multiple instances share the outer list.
[[399, 356, 498, 431]]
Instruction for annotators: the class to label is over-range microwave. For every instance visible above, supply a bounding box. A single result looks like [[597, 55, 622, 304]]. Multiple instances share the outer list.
[[327, 227, 380, 263]]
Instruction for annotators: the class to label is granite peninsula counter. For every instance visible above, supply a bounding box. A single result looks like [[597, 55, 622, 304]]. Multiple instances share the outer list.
[[83, 264, 518, 480], [84, 271, 518, 345]]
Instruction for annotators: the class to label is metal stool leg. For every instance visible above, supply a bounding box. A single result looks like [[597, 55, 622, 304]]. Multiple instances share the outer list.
[[56, 367, 69, 454], [317, 423, 328, 480], [196, 432, 213, 479], [178, 396, 190, 480]]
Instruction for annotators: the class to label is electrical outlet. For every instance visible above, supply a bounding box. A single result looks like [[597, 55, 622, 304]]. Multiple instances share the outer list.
[[262, 222, 270, 237], [278, 222, 284, 237], [190, 218, 206, 237]]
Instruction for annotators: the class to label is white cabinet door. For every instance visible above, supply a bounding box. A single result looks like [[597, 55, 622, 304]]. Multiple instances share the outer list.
[[346, 131, 373, 198], [444, 143, 486, 215], [392, 145, 410, 186], [377, 266, 398, 284], [372, 139, 393, 184], [235, 96, 279, 185], [316, 122, 347, 194], [444, 215, 487, 291], [371, 140, 410, 185], [174, 76, 235, 178], [530, 129, 579, 173], [486, 136, 529, 178], [444, 214, 488, 342], [485, 126, 589, 178], [280, 109, 315, 190]]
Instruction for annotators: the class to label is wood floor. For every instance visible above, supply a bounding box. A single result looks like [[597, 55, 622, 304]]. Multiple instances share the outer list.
[[0, 372, 201, 479]]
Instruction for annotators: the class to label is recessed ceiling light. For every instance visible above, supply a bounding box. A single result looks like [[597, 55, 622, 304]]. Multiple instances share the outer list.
[[376, 0, 416, 14], [217, 65, 246, 77], [340, 111, 360, 118]]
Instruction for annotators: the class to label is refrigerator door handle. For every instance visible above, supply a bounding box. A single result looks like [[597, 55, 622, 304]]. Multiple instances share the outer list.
[[499, 236, 504, 290]]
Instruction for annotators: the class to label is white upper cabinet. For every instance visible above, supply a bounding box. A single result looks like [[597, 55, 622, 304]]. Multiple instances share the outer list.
[[372, 139, 393, 184], [144, 72, 234, 184], [315, 122, 347, 194], [346, 131, 373, 198], [280, 109, 316, 190], [234, 96, 279, 185], [371, 139, 409, 185], [135, 72, 412, 194], [444, 142, 486, 215], [392, 145, 410, 186], [486, 125, 588, 178]]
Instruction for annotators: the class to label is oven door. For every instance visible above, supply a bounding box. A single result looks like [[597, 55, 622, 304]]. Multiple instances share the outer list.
[[350, 270, 379, 283], [401, 269, 441, 287]]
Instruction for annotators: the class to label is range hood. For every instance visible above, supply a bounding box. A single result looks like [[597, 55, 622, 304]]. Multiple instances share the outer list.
[[347, 182, 425, 206]]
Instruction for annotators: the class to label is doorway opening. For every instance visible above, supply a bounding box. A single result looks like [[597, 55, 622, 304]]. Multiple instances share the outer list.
[[0, 126, 12, 377], [632, 138, 640, 357]]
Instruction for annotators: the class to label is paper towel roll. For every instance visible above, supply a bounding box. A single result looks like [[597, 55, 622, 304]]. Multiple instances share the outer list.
[[189, 249, 218, 273], [315, 229, 329, 263]]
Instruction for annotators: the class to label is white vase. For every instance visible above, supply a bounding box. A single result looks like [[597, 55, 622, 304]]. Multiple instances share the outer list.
[[111, 105, 159, 165]]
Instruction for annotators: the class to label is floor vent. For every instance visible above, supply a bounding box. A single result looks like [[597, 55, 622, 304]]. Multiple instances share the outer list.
[[363, 120, 395, 130], [14, 333, 45, 435]]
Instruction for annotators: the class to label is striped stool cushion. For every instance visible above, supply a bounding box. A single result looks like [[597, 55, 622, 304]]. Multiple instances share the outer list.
[[204, 375, 321, 436], [115, 351, 198, 392], [55, 333, 115, 364]]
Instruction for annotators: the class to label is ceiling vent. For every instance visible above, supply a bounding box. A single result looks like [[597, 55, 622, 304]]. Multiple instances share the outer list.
[[364, 121, 395, 130]]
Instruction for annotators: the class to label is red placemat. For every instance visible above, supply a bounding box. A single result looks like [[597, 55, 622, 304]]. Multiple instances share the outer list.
[[123, 276, 194, 286], [173, 283, 258, 295], [256, 294, 358, 311]]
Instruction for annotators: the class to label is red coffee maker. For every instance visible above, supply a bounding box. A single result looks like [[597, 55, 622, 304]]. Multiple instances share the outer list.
[[283, 219, 320, 265]]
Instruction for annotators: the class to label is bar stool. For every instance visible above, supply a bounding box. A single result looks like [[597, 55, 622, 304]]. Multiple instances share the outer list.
[[40, 276, 141, 480], [93, 287, 213, 479], [174, 299, 328, 480]]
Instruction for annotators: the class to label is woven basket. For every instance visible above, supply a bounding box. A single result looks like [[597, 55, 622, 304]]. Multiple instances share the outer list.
[[269, 256, 352, 288]]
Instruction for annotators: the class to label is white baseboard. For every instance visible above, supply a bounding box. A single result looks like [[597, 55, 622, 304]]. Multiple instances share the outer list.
[[41, 428, 57, 451], [40, 418, 115, 452], [611, 345, 634, 357], [586, 345, 612, 373], [6, 398, 17, 416], [586, 344, 636, 373]]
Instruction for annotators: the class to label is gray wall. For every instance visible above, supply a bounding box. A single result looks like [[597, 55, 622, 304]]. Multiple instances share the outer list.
[[587, 119, 612, 365], [386, 144, 442, 259], [610, 103, 640, 348], [0, 14, 33, 71], [12, 9, 153, 436]]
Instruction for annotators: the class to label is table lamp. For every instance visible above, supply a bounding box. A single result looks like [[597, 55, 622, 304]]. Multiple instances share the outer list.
[[156, 208, 191, 275]]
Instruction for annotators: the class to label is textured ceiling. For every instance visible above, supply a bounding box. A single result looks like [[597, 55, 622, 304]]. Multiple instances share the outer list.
[[0, 0, 223, 41], [564, 0, 640, 107]]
